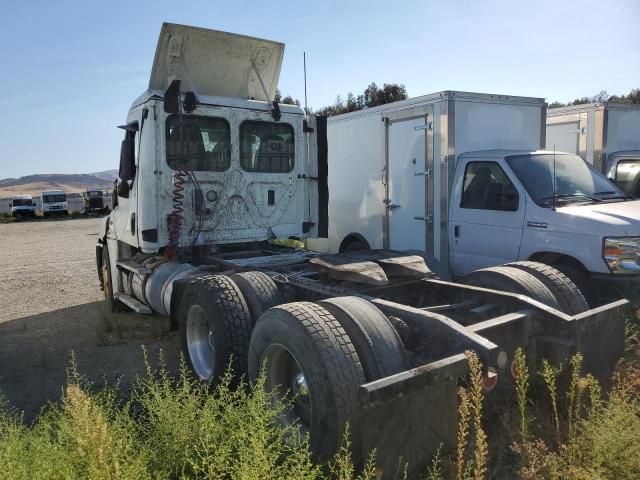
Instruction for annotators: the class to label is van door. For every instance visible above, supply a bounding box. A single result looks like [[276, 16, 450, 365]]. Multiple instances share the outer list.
[[450, 157, 526, 276], [387, 117, 428, 251]]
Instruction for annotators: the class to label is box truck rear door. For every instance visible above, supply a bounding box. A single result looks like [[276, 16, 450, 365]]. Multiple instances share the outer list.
[[387, 117, 428, 251]]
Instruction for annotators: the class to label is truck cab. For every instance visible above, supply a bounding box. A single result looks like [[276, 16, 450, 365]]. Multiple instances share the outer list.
[[41, 190, 68, 216], [9, 195, 36, 217], [99, 23, 324, 300], [449, 149, 640, 298]]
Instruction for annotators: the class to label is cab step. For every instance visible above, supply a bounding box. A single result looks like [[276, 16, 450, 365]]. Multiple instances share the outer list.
[[116, 259, 152, 276], [114, 293, 153, 314]]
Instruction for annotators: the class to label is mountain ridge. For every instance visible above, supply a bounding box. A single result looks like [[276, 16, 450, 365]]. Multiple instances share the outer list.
[[0, 170, 118, 198]]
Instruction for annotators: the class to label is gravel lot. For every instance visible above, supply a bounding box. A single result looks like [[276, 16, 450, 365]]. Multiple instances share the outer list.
[[0, 217, 179, 420]]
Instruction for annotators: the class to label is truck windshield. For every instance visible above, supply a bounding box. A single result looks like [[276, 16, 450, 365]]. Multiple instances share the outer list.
[[166, 115, 231, 172], [506, 153, 627, 207], [87, 191, 102, 197], [12, 198, 32, 206], [43, 194, 66, 203]]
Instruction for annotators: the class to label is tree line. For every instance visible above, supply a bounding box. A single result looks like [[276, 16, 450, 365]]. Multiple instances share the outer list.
[[548, 87, 640, 108], [276, 85, 640, 116], [275, 82, 408, 116]]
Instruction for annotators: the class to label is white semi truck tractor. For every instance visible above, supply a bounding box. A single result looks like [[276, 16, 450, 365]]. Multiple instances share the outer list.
[[96, 23, 627, 476]]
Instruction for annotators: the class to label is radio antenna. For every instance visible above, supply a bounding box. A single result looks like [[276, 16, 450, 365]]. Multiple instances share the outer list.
[[303, 52, 308, 114], [552, 144, 557, 211]]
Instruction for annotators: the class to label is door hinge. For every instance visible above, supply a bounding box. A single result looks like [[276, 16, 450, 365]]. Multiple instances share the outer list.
[[414, 169, 433, 177], [414, 215, 433, 223]]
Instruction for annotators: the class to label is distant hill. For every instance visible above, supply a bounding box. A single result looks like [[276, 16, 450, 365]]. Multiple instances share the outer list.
[[0, 170, 118, 198]]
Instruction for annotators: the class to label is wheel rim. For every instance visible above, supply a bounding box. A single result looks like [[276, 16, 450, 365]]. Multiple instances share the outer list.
[[186, 304, 215, 380], [262, 343, 312, 435]]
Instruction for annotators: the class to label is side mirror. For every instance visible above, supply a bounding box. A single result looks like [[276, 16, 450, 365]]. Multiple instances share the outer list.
[[164, 79, 181, 114], [8, 202, 12, 208], [32, 202, 36, 207], [119, 137, 135, 181]]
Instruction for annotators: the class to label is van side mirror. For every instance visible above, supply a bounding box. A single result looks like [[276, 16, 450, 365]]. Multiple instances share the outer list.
[[164, 79, 181, 114], [8, 202, 12, 208], [119, 137, 135, 181]]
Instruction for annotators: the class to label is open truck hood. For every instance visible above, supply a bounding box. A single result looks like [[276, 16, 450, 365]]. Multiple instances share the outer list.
[[149, 23, 284, 102]]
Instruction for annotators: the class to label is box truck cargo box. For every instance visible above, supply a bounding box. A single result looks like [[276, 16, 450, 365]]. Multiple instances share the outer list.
[[546, 102, 640, 196]]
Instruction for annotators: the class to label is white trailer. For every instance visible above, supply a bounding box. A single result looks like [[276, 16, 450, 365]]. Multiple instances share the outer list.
[[546, 102, 640, 196], [308, 92, 640, 303], [41, 190, 68, 216], [95, 24, 627, 475]]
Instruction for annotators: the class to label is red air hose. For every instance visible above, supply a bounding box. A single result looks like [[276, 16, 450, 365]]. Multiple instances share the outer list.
[[165, 170, 187, 260]]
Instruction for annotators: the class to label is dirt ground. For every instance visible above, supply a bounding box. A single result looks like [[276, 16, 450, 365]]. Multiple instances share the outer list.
[[0, 217, 180, 421]]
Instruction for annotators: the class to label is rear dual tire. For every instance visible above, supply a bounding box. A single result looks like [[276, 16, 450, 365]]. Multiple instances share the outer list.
[[248, 297, 409, 461], [177, 274, 252, 382], [464, 262, 589, 315]]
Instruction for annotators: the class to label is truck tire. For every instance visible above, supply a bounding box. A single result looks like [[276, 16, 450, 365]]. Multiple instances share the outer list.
[[231, 271, 283, 325], [553, 262, 595, 307], [464, 265, 561, 310], [248, 302, 365, 461], [101, 246, 121, 312], [319, 296, 409, 381], [177, 275, 252, 382], [505, 261, 589, 314]]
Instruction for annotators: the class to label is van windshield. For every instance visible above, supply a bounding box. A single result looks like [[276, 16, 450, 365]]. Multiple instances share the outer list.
[[12, 198, 32, 207], [506, 153, 628, 207], [43, 194, 66, 203]]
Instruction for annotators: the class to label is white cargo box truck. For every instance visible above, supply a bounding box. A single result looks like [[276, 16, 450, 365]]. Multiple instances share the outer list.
[[546, 102, 640, 196], [308, 92, 640, 301]]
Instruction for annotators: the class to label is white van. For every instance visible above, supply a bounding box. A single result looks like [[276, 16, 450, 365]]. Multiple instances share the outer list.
[[307, 91, 640, 302], [41, 190, 68, 216], [9, 195, 36, 217]]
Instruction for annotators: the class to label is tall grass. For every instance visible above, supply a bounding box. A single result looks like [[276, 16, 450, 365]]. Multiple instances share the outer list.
[[0, 354, 371, 480], [1, 346, 640, 479]]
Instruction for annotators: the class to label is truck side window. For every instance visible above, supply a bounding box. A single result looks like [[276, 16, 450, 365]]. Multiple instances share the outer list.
[[240, 121, 294, 173], [461, 162, 518, 211], [166, 115, 231, 172]]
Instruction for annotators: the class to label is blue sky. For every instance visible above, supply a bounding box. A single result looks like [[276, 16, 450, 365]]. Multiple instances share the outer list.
[[1, 0, 639, 179]]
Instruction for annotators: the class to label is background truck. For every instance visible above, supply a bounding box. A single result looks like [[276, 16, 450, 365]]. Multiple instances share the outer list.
[[41, 190, 68, 217], [95, 23, 627, 476], [9, 194, 36, 218], [546, 102, 640, 196], [81, 188, 109, 215], [307, 92, 640, 304]]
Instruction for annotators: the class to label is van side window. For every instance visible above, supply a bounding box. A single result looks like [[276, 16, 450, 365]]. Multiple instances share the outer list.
[[240, 121, 295, 173], [461, 161, 518, 211]]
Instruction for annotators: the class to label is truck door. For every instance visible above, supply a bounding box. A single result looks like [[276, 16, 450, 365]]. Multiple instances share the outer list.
[[387, 117, 428, 251], [449, 157, 525, 276]]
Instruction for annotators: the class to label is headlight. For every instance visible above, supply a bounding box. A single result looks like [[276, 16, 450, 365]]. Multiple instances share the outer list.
[[603, 237, 640, 274]]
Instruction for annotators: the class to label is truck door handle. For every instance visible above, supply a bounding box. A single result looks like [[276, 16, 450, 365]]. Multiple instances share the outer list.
[[454, 225, 460, 237], [388, 204, 401, 210]]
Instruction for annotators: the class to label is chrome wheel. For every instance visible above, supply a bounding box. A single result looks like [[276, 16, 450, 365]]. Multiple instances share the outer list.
[[262, 343, 312, 435], [186, 304, 215, 380]]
